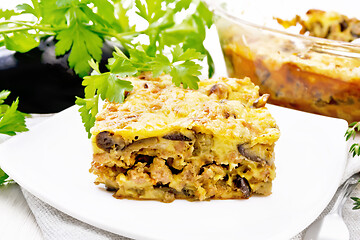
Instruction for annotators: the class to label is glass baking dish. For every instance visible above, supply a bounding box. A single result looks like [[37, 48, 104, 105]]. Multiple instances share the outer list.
[[208, 0, 360, 122]]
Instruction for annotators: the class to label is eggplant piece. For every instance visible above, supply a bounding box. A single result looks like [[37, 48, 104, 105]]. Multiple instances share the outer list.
[[96, 131, 125, 152], [238, 144, 264, 162], [233, 175, 251, 198], [162, 132, 193, 141], [0, 36, 116, 113], [237, 144, 266, 163]]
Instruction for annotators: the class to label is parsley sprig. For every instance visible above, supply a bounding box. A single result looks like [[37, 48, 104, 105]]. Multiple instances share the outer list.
[[351, 195, 360, 210], [345, 121, 360, 157], [345, 122, 360, 210], [76, 44, 205, 137], [0, 90, 28, 185], [0, 0, 213, 77], [1, 0, 134, 77], [75, 58, 133, 137], [0, 91, 28, 136], [71, 0, 213, 137], [0, 168, 12, 186], [1, 0, 214, 137]]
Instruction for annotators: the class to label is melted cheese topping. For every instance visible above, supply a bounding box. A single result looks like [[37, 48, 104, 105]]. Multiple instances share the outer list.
[[92, 75, 279, 156]]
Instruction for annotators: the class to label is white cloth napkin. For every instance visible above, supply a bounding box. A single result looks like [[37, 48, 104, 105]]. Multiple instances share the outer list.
[[6, 114, 360, 239], [21, 189, 128, 240]]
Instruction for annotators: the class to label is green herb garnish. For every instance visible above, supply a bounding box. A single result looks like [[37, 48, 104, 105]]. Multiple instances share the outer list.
[[0, 168, 10, 186], [0, 90, 28, 136], [345, 122, 360, 210], [345, 121, 360, 157], [0, 90, 28, 185], [73, 0, 213, 137], [351, 196, 360, 210], [0, 0, 213, 77], [1, 0, 214, 137]]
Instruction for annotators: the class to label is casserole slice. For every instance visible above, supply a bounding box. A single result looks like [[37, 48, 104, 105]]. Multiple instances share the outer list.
[[90, 74, 280, 202]]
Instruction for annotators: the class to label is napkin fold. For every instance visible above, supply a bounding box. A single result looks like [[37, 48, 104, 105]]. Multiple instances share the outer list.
[[8, 115, 360, 239], [21, 189, 128, 240]]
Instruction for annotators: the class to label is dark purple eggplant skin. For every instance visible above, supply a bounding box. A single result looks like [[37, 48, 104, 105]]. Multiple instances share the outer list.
[[0, 36, 115, 113]]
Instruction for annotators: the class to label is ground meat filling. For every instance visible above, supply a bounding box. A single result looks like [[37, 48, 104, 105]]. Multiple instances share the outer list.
[[95, 155, 254, 201], [149, 158, 173, 184], [93, 130, 272, 202]]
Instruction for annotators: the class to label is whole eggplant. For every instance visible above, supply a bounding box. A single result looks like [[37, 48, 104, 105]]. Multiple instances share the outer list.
[[0, 36, 115, 113]]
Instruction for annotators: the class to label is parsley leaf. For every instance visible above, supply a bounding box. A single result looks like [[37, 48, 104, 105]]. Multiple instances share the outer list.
[[0, 90, 11, 104], [0, 168, 10, 185], [112, 46, 204, 89], [171, 61, 201, 89], [196, 1, 213, 28], [351, 196, 360, 210], [0, 98, 28, 136], [95, 73, 133, 103], [92, 0, 116, 26], [55, 20, 103, 77], [4, 33, 39, 53], [345, 122, 360, 141], [151, 54, 172, 77], [350, 143, 360, 157], [345, 121, 360, 157], [174, 0, 192, 12], [16, 3, 39, 17], [113, 1, 133, 32], [0, 90, 28, 135], [0, 91, 28, 185], [75, 95, 99, 138], [76, 56, 134, 137], [135, 0, 166, 24], [0, 9, 18, 20], [171, 45, 204, 62]]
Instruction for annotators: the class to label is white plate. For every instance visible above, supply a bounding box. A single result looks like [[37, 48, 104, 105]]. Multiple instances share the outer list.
[[0, 105, 348, 240]]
